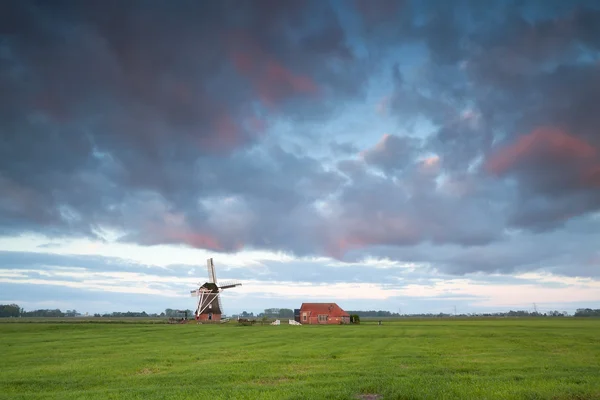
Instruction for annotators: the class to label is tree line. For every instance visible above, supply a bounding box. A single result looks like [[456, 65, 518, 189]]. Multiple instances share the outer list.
[[0, 304, 194, 318], [574, 308, 600, 317], [345, 309, 598, 318], [234, 308, 295, 319], [2, 304, 599, 318]]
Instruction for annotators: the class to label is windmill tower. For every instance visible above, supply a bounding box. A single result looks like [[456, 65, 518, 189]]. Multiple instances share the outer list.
[[190, 258, 242, 322]]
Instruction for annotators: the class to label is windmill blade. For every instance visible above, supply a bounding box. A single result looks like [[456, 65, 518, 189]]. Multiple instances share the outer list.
[[207, 258, 217, 284], [217, 293, 223, 315], [219, 282, 242, 290]]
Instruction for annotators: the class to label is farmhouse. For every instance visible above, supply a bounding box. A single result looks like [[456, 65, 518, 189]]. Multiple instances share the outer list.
[[298, 303, 350, 325]]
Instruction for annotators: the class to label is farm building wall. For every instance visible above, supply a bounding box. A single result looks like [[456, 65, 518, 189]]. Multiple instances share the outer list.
[[305, 315, 350, 324], [197, 313, 221, 322]]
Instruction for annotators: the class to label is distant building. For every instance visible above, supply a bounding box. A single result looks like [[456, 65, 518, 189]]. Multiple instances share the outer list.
[[299, 303, 350, 325]]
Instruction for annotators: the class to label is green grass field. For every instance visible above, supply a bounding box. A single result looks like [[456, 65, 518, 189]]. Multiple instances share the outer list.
[[1, 318, 599, 399]]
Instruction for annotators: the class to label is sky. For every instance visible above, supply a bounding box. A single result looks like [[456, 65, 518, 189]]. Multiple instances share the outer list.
[[1, 0, 600, 316]]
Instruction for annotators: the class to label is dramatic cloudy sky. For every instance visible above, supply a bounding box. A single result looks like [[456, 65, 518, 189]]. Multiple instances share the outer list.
[[1, 0, 600, 315]]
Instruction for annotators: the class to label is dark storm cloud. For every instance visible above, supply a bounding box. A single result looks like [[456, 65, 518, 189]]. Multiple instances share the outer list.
[[0, 0, 359, 251], [1, 0, 600, 279]]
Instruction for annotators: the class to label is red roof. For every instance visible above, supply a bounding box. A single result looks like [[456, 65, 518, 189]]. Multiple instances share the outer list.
[[300, 303, 349, 317]]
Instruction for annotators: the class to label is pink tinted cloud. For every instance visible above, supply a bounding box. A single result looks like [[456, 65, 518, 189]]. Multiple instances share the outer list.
[[173, 231, 223, 251], [582, 164, 600, 187], [326, 236, 369, 260], [486, 127, 600, 192], [227, 32, 320, 109], [259, 60, 318, 106], [359, 133, 392, 159], [486, 127, 598, 175], [207, 113, 243, 152], [325, 216, 421, 259], [160, 226, 224, 251], [201, 110, 267, 153], [189, 93, 262, 153]]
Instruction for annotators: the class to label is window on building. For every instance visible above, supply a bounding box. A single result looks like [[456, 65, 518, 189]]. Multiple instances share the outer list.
[[318, 314, 328, 322], [303, 313, 307, 321]]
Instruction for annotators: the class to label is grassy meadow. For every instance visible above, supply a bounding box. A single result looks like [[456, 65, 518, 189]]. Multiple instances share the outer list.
[[1, 318, 599, 399]]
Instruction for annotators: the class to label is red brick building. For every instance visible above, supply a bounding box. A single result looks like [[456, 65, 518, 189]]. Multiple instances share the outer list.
[[299, 303, 350, 325]]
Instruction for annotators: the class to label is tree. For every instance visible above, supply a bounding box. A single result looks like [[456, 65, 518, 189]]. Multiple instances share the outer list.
[[575, 308, 600, 317], [0, 304, 21, 318], [278, 308, 294, 318]]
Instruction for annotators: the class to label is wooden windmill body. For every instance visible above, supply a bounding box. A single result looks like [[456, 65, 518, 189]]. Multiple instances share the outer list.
[[190, 258, 241, 322]]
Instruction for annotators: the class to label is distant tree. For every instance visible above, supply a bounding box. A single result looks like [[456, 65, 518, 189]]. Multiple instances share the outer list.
[[0, 304, 21, 318], [21, 309, 64, 317], [278, 308, 294, 318], [65, 309, 81, 317], [574, 308, 600, 317], [263, 308, 280, 317]]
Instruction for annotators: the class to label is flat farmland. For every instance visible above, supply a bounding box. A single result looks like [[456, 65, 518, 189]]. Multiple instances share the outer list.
[[1, 319, 599, 399]]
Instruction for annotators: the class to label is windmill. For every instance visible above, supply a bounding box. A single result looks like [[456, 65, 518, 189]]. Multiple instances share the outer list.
[[190, 258, 242, 322]]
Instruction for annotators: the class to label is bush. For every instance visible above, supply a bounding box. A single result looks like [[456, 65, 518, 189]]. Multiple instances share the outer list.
[[350, 314, 360, 324]]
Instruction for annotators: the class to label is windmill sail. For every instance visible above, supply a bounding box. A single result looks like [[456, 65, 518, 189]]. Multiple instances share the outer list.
[[217, 293, 223, 315], [207, 258, 217, 284], [219, 280, 242, 290]]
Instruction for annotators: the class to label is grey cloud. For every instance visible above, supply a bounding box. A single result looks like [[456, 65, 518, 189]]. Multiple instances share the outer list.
[[384, 0, 600, 235], [4, 250, 585, 291], [330, 141, 360, 156], [2, 0, 600, 281], [361, 134, 421, 173], [0, 0, 363, 248], [0, 283, 182, 314], [355, 220, 600, 278], [0, 251, 179, 278]]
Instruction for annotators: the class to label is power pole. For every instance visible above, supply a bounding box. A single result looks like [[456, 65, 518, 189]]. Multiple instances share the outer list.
[[453, 305, 457, 316], [533, 303, 538, 314]]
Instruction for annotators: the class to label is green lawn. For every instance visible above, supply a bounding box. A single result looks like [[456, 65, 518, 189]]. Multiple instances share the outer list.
[[1, 319, 599, 399]]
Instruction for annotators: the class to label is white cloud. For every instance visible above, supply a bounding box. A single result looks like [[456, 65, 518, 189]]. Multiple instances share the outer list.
[[2, 236, 600, 314]]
